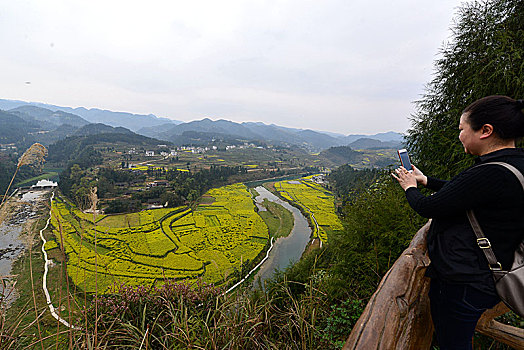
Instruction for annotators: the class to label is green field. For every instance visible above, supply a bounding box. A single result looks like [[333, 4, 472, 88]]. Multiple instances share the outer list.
[[258, 199, 294, 238], [48, 183, 269, 293], [273, 175, 343, 243], [14, 171, 59, 187]]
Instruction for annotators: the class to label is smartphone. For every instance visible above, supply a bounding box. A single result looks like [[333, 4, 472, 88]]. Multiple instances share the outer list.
[[397, 149, 413, 172]]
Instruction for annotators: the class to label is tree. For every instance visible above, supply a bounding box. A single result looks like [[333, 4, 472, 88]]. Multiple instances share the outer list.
[[160, 191, 183, 207], [70, 164, 83, 182], [406, 0, 524, 179]]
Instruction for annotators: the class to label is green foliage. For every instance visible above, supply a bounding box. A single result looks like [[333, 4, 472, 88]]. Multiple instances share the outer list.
[[159, 191, 183, 208], [0, 159, 15, 196], [165, 164, 248, 201], [258, 199, 294, 238], [0, 154, 42, 195], [90, 164, 248, 210], [406, 0, 524, 179], [58, 146, 103, 206], [328, 164, 380, 205], [283, 173, 426, 302], [327, 175, 426, 299], [320, 299, 364, 348], [104, 198, 141, 214]]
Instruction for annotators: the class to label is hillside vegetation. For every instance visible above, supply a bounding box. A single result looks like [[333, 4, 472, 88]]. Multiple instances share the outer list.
[[406, 0, 524, 178], [2, 0, 523, 348]]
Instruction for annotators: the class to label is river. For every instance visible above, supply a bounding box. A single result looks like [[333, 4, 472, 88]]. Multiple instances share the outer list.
[[0, 191, 47, 305], [252, 185, 311, 286]]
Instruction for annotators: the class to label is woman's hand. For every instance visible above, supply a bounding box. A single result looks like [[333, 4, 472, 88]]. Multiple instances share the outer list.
[[392, 166, 419, 191], [411, 165, 427, 186]]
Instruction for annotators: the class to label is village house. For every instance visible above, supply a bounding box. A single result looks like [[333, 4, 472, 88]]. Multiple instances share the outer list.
[[31, 179, 58, 189], [0, 143, 17, 151], [146, 180, 170, 188]]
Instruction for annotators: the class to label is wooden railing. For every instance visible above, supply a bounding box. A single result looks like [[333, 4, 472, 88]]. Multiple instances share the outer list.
[[343, 221, 524, 350]]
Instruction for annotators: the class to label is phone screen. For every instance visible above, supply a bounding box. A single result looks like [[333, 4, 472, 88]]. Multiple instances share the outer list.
[[398, 150, 413, 171]]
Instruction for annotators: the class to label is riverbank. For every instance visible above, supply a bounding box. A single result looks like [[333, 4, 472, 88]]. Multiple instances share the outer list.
[[257, 198, 294, 239], [244, 173, 308, 188], [1, 189, 83, 347], [0, 191, 49, 283]]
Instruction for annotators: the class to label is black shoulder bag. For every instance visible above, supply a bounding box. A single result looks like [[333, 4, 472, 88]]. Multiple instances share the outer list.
[[466, 161, 524, 317]]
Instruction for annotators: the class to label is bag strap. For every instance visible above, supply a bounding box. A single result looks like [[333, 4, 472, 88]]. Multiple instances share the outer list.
[[466, 161, 524, 271]]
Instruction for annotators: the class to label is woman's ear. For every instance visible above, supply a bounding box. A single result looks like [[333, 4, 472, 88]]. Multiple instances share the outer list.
[[479, 124, 494, 139]]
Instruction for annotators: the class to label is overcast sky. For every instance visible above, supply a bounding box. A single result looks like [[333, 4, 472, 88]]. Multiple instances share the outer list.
[[0, 0, 464, 134]]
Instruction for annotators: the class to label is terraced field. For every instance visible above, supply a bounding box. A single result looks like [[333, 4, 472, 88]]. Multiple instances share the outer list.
[[273, 175, 343, 243], [48, 183, 268, 293]]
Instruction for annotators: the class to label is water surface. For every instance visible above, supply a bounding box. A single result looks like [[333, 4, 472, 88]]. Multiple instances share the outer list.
[[252, 186, 311, 286]]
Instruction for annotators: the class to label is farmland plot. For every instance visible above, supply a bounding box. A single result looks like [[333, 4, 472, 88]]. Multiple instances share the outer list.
[[48, 183, 268, 293], [273, 176, 342, 243]]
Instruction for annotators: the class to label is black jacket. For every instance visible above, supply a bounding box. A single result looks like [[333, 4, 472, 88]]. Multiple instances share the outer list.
[[405, 148, 524, 295]]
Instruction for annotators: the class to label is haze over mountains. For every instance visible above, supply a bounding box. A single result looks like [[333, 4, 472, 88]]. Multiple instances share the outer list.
[[0, 98, 403, 151]]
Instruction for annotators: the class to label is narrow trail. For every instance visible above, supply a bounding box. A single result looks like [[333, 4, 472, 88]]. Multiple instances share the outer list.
[[307, 208, 322, 249], [224, 237, 275, 295], [39, 191, 78, 329]]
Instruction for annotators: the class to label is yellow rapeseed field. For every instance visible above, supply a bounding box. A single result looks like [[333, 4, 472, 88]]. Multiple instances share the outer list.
[[49, 183, 268, 293], [273, 175, 342, 243]]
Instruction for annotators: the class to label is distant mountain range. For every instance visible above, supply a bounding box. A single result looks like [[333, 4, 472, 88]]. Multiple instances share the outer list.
[[138, 118, 403, 151], [0, 98, 182, 132], [0, 105, 151, 147], [0, 98, 404, 151]]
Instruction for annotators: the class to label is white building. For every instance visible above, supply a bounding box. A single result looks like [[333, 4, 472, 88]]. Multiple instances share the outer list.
[[31, 179, 58, 189]]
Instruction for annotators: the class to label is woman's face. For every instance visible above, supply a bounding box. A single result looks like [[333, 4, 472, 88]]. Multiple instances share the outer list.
[[458, 113, 483, 155]]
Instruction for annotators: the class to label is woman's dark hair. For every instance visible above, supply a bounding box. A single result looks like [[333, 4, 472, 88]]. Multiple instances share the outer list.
[[463, 95, 524, 139]]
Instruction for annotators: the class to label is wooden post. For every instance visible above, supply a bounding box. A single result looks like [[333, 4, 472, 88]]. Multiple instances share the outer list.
[[343, 220, 524, 349], [343, 222, 433, 349], [476, 303, 524, 350]]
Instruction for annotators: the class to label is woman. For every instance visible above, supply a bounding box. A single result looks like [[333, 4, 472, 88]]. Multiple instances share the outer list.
[[392, 96, 524, 350]]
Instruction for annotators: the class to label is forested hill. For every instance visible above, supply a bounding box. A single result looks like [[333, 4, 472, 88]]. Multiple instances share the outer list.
[[320, 146, 360, 164], [72, 123, 135, 136], [8, 105, 90, 128], [46, 130, 168, 165], [0, 110, 40, 144], [1, 100, 404, 152], [0, 99, 181, 132], [141, 117, 403, 152]]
